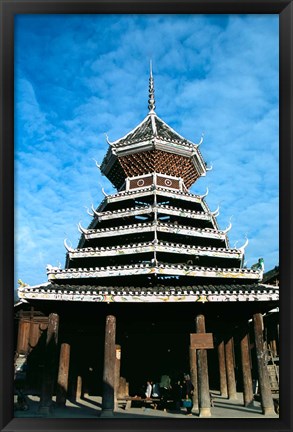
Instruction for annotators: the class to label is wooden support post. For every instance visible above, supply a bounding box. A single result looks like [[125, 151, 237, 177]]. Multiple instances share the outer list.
[[196, 314, 211, 417], [114, 345, 121, 410], [270, 339, 277, 358], [218, 340, 228, 398], [253, 313, 275, 415], [101, 315, 116, 417], [118, 377, 126, 398], [225, 336, 237, 400], [39, 313, 59, 414], [189, 346, 198, 412], [28, 321, 41, 351], [76, 375, 83, 400], [17, 319, 30, 354], [240, 331, 253, 406], [56, 343, 71, 406]]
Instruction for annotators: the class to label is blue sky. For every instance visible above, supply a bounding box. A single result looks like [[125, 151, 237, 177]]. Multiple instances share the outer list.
[[14, 14, 279, 289]]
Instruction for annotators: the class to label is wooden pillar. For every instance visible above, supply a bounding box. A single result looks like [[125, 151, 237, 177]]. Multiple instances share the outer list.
[[218, 340, 228, 397], [28, 321, 43, 351], [196, 314, 211, 417], [17, 319, 30, 354], [101, 315, 116, 417], [118, 377, 127, 398], [189, 346, 198, 412], [56, 343, 70, 406], [240, 331, 253, 406], [225, 336, 237, 400], [76, 375, 83, 400], [270, 339, 277, 358], [253, 313, 275, 415], [39, 313, 59, 414], [114, 345, 121, 410]]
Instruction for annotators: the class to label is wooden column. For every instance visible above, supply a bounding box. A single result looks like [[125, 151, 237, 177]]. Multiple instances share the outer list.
[[196, 314, 211, 417], [114, 345, 121, 410], [101, 315, 116, 417], [240, 331, 253, 406], [118, 377, 127, 398], [28, 321, 40, 351], [253, 313, 275, 415], [270, 339, 277, 358], [189, 346, 198, 412], [225, 336, 237, 400], [218, 340, 228, 397], [56, 343, 71, 406], [17, 319, 30, 354], [39, 313, 59, 414], [76, 375, 83, 400]]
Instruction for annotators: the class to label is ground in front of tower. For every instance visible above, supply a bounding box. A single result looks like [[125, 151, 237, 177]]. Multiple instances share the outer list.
[[14, 390, 279, 419]]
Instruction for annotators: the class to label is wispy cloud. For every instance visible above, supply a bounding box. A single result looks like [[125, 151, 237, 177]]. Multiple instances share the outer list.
[[15, 14, 279, 287]]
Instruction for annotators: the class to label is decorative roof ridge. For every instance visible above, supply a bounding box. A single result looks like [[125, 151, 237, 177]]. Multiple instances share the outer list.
[[150, 112, 158, 136], [36, 282, 266, 290], [21, 282, 277, 293], [108, 114, 152, 147], [260, 283, 280, 289], [107, 113, 198, 149], [48, 262, 261, 275], [18, 281, 51, 290], [83, 220, 224, 235], [105, 115, 198, 151], [95, 203, 151, 216], [67, 240, 243, 255], [153, 114, 196, 146], [157, 203, 210, 216], [91, 203, 218, 220]]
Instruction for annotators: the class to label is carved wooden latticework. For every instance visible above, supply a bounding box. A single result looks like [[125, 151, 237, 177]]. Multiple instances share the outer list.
[[119, 150, 199, 189]]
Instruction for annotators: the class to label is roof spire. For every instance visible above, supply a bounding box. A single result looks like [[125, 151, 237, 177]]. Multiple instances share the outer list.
[[148, 60, 156, 112]]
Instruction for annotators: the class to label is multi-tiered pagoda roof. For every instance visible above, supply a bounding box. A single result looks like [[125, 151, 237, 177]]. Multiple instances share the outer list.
[[18, 67, 278, 304]]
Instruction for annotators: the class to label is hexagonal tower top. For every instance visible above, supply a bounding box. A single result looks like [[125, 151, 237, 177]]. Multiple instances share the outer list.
[[100, 65, 207, 191]]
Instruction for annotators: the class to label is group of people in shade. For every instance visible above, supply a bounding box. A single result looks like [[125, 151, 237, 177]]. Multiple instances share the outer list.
[[144, 373, 194, 415]]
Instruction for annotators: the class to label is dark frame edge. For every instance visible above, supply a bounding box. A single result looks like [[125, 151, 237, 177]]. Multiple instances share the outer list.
[[279, 2, 293, 432], [1, 0, 15, 432]]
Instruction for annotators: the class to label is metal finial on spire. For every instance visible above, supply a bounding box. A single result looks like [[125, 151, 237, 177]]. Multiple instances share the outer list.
[[148, 60, 156, 112]]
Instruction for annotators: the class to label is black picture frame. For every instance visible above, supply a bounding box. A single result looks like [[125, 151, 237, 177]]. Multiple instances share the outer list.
[[1, 1, 292, 432]]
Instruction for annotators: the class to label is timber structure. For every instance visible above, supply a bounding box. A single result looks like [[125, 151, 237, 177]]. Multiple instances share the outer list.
[[15, 66, 279, 418]]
